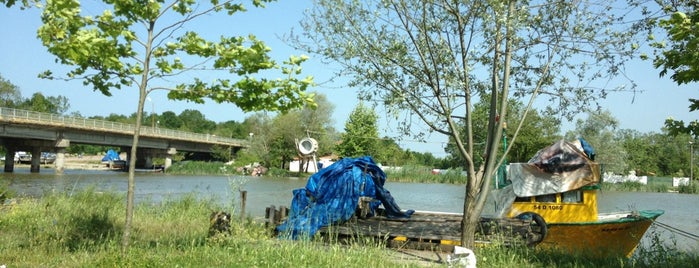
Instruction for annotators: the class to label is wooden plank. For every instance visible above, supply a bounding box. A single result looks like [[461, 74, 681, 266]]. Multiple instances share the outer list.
[[266, 205, 542, 247]]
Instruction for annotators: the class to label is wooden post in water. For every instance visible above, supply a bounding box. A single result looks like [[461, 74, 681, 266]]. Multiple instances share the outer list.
[[240, 190, 247, 221]]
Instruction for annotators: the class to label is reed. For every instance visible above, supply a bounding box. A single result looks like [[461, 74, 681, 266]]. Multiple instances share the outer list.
[[383, 165, 468, 184], [166, 161, 230, 175], [677, 182, 698, 194]]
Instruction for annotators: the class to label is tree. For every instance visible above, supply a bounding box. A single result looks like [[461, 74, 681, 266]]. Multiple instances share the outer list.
[[298, 93, 336, 157], [18, 92, 70, 114], [0, 0, 34, 8], [269, 112, 304, 169], [444, 98, 561, 168], [0, 74, 23, 107], [648, 1, 699, 138], [619, 130, 693, 177], [243, 93, 336, 171], [158, 111, 183, 130], [214, 120, 247, 139], [335, 103, 380, 158], [178, 109, 216, 134], [374, 137, 408, 166], [296, 0, 647, 247], [35, 0, 314, 250]]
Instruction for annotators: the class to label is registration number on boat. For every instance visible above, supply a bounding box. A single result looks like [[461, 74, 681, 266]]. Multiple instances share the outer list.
[[533, 204, 563, 210]]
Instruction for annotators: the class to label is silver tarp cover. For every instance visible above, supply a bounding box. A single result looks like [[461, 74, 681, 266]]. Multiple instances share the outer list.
[[509, 140, 600, 197]]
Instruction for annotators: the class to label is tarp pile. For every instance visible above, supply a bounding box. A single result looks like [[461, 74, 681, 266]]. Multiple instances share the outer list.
[[510, 139, 600, 197], [493, 138, 600, 217], [276, 156, 414, 239], [101, 149, 121, 162]]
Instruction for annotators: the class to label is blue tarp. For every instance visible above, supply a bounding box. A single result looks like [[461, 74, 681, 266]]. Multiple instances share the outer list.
[[276, 156, 414, 239], [101, 149, 121, 162]]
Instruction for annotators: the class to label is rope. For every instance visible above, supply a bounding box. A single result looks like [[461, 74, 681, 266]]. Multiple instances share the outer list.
[[652, 220, 699, 242]]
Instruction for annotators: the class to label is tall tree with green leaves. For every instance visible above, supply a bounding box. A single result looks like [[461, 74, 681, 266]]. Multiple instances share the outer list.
[[336, 103, 380, 158], [243, 113, 273, 166], [648, 1, 699, 138], [19, 92, 70, 114], [158, 111, 183, 130], [445, 98, 561, 168], [0, 0, 35, 8], [0, 74, 23, 107], [247, 93, 335, 170], [296, 0, 649, 247], [35, 0, 314, 250], [178, 109, 216, 134]]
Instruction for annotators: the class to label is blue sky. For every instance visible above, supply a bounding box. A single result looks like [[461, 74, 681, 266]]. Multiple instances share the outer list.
[[0, 1, 696, 156]]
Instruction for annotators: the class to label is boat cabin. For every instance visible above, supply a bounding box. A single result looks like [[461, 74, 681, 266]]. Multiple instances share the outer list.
[[506, 187, 598, 224]]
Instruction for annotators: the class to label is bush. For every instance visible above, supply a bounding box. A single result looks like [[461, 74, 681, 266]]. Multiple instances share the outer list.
[[678, 182, 698, 194], [0, 181, 14, 203]]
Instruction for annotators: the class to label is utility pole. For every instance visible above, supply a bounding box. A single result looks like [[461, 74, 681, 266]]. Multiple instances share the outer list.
[[147, 97, 155, 128], [690, 141, 694, 185]]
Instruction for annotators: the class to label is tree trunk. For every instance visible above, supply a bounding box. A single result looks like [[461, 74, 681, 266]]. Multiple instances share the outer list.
[[122, 20, 155, 253]]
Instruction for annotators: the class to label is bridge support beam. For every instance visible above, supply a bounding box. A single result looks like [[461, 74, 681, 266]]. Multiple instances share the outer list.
[[3, 149, 15, 172], [135, 149, 152, 169], [54, 138, 70, 174], [30, 147, 41, 173], [164, 147, 177, 171]]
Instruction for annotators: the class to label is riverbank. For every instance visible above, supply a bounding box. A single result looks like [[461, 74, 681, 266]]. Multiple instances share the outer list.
[[6, 154, 119, 171], [1, 189, 696, 267]]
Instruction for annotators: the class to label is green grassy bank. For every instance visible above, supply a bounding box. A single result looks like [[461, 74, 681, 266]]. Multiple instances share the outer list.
[[1, 187, 697, 267]]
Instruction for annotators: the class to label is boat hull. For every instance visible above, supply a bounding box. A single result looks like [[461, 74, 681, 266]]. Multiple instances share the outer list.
[[539, 210, 664, 258]]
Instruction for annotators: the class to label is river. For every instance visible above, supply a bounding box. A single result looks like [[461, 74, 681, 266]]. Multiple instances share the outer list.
[[2, 168, 698, 252]]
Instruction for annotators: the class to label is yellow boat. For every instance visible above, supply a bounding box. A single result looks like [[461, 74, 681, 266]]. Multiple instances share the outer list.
[[496, 139, 664, 258]]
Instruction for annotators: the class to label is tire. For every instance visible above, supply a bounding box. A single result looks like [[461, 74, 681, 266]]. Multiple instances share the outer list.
[[516, 212, 548, 246]]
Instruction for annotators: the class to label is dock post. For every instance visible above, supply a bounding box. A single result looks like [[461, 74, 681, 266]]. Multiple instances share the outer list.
[[240, 190, 247, 221], [265, 205, 277, 228]]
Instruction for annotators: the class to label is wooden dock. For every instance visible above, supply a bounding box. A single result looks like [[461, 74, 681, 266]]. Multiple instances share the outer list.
[[266, 206, 544, 251]]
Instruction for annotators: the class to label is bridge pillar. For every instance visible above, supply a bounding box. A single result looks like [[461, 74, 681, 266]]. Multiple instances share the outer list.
[[54, 138, 70, 174], [164, 147, 177, 171], [30, 147, 41, 173], [135, 149, 152, 169], [3, 149, 15, 172]]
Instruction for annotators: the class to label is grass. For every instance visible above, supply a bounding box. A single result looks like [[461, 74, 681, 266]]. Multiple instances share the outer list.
[[0, 188, 422, 267], [2, 188, 697, 267]]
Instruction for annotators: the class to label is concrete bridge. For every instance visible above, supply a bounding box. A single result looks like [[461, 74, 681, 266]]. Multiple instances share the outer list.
[[0, 107, 248, 173]]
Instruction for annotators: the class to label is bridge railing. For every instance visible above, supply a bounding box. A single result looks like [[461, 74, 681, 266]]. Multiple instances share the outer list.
[[0, 107, 248, 146]]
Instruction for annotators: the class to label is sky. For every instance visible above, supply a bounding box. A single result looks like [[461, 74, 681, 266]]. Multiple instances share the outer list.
[[0, 1, 696, 157]]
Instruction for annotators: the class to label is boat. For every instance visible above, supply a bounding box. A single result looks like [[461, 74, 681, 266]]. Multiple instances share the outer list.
[[492, 139, 664, 258], [268, 140, 663, 258], [101, 149, 126, 170]]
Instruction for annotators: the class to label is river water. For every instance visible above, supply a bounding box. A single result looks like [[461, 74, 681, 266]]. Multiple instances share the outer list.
[[3, 168, 698, 252]]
